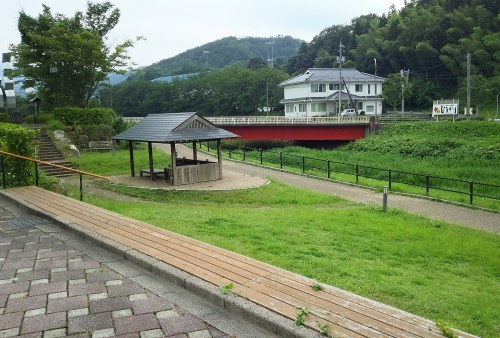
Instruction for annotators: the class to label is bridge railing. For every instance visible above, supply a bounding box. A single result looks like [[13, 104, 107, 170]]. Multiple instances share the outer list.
[[202, 144, 499, 207], [206, 116, 371, 125], [123, 115, 371, 125]]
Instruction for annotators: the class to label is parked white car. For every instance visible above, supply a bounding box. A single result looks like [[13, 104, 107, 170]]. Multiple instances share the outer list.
[[340, 109, 356, 116]]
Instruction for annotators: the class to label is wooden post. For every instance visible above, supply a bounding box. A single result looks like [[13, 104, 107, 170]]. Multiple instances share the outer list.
[[217, 139, 223, 179], [129, 141, 135, 177], [170, 142, 176, 185], [148, 142, 154, 180], [192, 141, 198, 161]]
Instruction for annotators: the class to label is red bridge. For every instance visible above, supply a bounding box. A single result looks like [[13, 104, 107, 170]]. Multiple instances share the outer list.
[[123, 116, 373, 141], [206, 116, 373, 141]]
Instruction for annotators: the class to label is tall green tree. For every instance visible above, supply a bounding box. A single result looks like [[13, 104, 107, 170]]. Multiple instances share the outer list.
[[11, 2, 139, 108], [382, 73, 413, 112]]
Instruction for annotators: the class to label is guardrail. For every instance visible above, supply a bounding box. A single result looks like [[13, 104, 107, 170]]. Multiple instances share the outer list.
[[123, 116, 371, 125], [0, 150, 109, 201], [202, 144, 499, 207], [206, 116, 371, 125]]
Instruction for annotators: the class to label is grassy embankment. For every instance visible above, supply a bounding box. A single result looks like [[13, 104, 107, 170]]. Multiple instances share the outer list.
[[70, 144, 499, 337], [218, 121, 500, 210]]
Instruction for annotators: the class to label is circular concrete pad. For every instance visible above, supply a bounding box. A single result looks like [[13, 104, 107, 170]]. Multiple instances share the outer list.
[[108, 171, 270, 191]]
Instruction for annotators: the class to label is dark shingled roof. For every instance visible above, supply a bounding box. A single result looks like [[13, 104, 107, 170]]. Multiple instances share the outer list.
[[112, 112, 239, 142]]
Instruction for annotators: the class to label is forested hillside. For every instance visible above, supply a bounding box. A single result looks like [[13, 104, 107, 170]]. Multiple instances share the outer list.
[[104, 0, 498, 117], [131, 36, 302, 80], [286, 0, 499, 108], [102, 65, 289, 116]]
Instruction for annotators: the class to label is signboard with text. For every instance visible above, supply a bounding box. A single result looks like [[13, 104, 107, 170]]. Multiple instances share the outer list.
[[432, 100, 459, 117]]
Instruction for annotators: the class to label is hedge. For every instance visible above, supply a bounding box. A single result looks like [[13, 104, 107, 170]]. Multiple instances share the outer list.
[[0, 123, 37, 186], [0, 113, 8, 123], [54, 107, 117, 126]]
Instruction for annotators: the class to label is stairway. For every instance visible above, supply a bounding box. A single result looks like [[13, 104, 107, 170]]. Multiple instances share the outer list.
[[37, 132, 76, 178]]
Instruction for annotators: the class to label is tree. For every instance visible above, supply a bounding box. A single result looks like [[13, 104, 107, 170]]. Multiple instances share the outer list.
[[382, 73, 413, 112], [457, 74, 491, 114], [247, 57, 267, 70], [11, 2, 139, 108]]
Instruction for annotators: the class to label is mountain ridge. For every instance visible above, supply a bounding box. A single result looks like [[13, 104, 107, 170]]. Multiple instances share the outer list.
[[130, 35, 302, 80]]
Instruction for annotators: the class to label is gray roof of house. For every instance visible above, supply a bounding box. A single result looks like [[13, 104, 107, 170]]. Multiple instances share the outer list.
[[112, 112, 239, 143], [279, 68, 385, 86]]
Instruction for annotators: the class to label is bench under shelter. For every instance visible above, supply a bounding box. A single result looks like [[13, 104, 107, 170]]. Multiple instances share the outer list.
[[112, 112, 239, 186]]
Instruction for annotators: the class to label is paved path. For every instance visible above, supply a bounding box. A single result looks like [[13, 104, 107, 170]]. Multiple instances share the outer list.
[[165, 144, 500, 234], [0, 195, 277, 337]]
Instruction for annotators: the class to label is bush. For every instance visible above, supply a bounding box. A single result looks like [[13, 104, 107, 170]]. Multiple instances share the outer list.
[[112, 116, 133, 135], [63, 124, 114, 149], [0, 113, 8, 123], [54, 107, 117, 125], [46, 119, 65, 131], [0, 123, 38, 186], [24, 113, 55, 124], [222, 139, 293, 150]]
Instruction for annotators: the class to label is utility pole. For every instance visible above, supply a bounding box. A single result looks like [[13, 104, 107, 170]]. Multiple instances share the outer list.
[[266, 81, 269, 117], [266, 41, 275, 68], [374, 58, 378, 116], [466, 52, 471, 117], [338, 39, 344, 115], [203, 51, 209, 69], [496, 94, 498, 118], [400, 69, 410, 114]]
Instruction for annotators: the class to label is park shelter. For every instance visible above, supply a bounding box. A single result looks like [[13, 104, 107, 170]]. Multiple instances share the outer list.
[[112, 112, 239, 185]]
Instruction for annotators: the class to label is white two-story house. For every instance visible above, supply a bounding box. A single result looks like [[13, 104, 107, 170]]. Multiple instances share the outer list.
[[279, 68, 385, 117]]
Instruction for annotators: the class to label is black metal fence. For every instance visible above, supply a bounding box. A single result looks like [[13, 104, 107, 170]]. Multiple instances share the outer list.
[[204, 143, 499, 206]]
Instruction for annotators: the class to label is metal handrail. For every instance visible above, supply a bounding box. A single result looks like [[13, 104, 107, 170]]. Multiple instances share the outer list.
[[0, 149, 109, 201]]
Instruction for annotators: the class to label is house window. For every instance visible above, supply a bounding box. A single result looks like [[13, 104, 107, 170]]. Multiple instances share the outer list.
[[286, 104, 294, 113], [298, 103, 307, 112], [355, 84, 363, 92], [368, 84, 371, 94], [357, 102, 364, 110], [366, 105, 374, 112], [311, 83, 326, 93], [311, 103, 326, 112], [329, 83, 334, 90], [332, 84, 345, 90]]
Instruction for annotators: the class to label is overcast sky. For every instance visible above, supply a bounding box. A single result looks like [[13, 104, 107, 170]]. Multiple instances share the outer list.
[[1, 0, 405, 67]]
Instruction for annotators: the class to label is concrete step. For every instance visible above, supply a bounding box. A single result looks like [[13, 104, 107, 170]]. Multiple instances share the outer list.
[[36, 132, 76, 178]]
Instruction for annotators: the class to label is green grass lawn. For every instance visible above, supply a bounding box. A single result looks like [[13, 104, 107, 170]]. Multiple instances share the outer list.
[[209, 121, 500, 210], [65, 178, 500, 338], [70, 146, 171, 176]]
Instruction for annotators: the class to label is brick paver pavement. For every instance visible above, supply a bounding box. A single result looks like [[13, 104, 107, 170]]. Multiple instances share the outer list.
[[0, 197, 269, 337]]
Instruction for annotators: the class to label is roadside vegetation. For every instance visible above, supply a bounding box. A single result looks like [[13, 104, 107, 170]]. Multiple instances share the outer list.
[[64, 169, 499, 337]]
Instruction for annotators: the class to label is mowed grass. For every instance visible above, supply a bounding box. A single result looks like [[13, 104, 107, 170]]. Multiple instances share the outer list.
[[69, 180, 500, 338], [71, 146, 171, 176]]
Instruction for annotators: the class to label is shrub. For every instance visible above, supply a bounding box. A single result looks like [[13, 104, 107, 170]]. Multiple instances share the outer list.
[[46, 119, 65, 131], [24, 113, 55, 124], [54, 107, 117, 125], [63, 124, 113, 149], [0, 113, 8, 123], [0, 123, 37, 186], [112, 116, 133, 135]]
